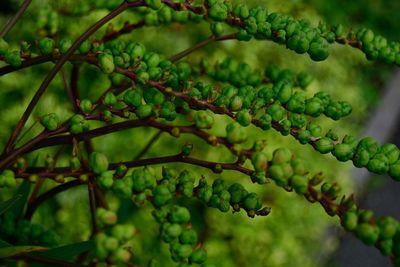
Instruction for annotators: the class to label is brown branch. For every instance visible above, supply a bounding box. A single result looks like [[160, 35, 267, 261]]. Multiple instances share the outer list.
[[102, 20, 145, 42], [2, 0, 145, 155], [25, 180, 84, 219], [169, 33, 236, 62], [0, 0, 32, 38]]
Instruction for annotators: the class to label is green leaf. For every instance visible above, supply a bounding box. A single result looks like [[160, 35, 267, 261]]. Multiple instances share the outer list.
[[29, 241, 94, 261], [0, 246, 47, 258], [11, 179, 31, 218], [0, 240, 11, 248], [0, 194, 21, 216]]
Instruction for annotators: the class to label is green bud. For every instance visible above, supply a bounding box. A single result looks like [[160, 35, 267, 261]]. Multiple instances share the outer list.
[[242, 192, 262, 211], [145, 0, 162, 10], [252, 152, 268, 172], [377, 216, 398, 240], [341, 211, 358, 231], [355, 223, 379, 246], [194, 111, 214, 129], [39, 37, 55, 55], [58, 38, 72, 54], [236, 109, 252, 127], [290, 175, 308, 194], [89, 152, 109, 174], [79, 99, 92, 113], [333, 143, 353, 162], [308, 38, 330, 61], [275, 82, 293, 104], [152, 185, 172, 206], [210, 23, 224, 37], [367, 153, 389, 174], [79, 40, 91, 54], [314, 137, 334, 154], [357, 137, 380, 157], [144, 52, 160, 68], [353, 148, 370, 168], [97, 171, 114, 189], [208, 3, 228, 21], [169, 205, 191, 224], [272, 147, 292, 165], [136, 104, 153, 118], [5, 50, 22, 67], [41, 113, 59, 131], [267, 104, 285, 122], [98, 53, 115, 74], [189, 248, 207, 264], [297, 129, 311, 144], [179, 229, 198, 245], [226, 122, 247, 144], [124, 89, 142, 107], [381, 144, 400, 165]]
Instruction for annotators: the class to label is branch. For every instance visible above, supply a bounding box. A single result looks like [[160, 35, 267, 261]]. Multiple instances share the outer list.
[[169, 33, 236, 62], [0, 0, 32, 38], [102, 20, 145, 42], [2, 0, 145, 155], [25, 180, 83, 219]]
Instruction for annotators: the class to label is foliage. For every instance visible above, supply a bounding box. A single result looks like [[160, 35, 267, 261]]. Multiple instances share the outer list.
[[0, 0, 399, 266]]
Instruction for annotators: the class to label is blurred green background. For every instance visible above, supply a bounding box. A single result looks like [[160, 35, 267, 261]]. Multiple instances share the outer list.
[[0, 0, 398, 266]]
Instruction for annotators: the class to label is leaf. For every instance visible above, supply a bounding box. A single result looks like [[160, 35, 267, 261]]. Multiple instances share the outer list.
[[11, 179, 31, 218], [0, 246, 47, 258], [0, 194, 21, 216], [29, 241, 94, 261], [0, 240, 11, 248]]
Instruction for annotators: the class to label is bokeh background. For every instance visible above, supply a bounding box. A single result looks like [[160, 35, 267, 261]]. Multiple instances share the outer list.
[[0, 0, 399, 266]]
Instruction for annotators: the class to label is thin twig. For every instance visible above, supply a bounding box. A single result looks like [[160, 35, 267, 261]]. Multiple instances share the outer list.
[[25, 180, 83, 219], [0, 0, 32, 38], [133, 130, 163, 160], [2, 0, 144, 155], [169, 33, 236, 62]]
